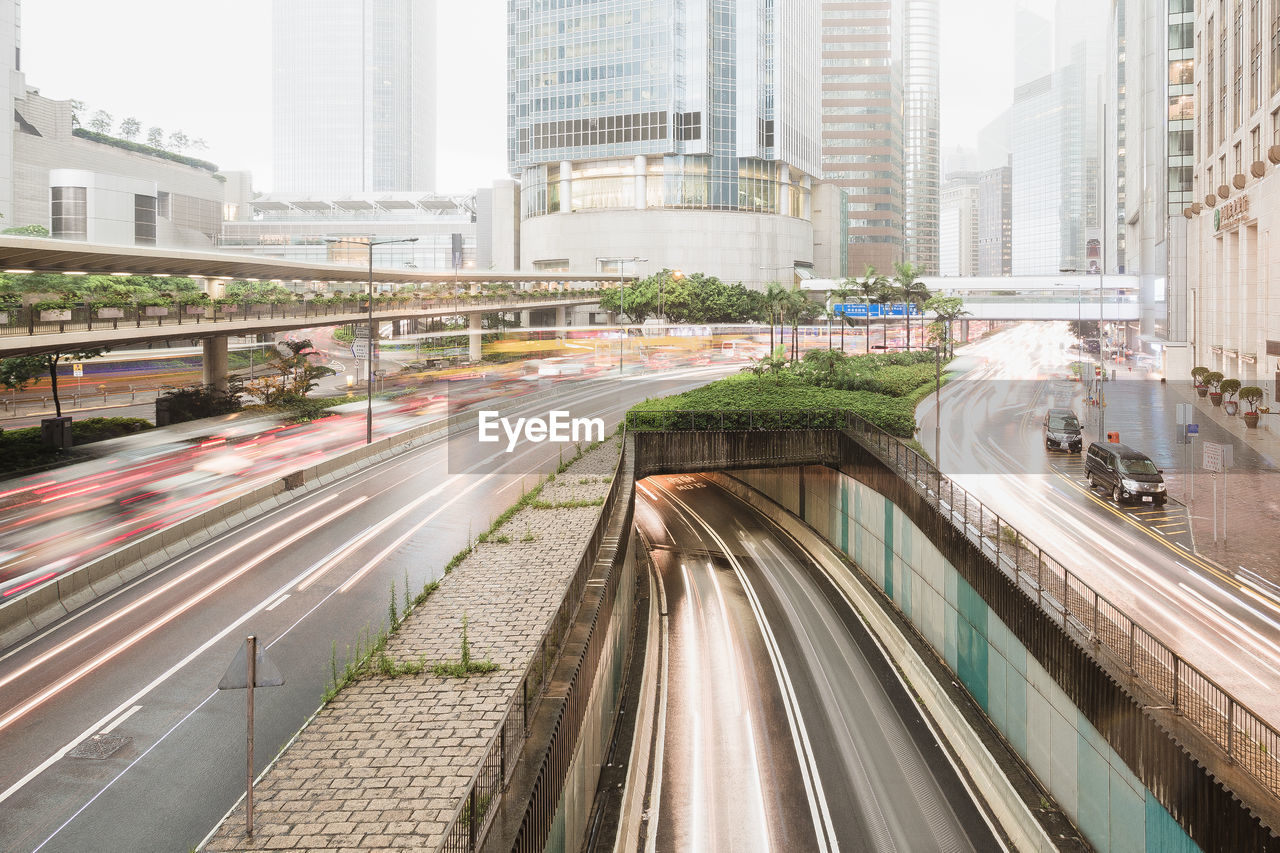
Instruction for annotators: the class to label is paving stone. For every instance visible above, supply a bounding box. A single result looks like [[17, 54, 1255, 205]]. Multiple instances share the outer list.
[[201, 439, 621, 851]]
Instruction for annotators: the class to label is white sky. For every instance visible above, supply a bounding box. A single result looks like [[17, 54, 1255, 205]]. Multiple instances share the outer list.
[[20, 0, 1020, 193]]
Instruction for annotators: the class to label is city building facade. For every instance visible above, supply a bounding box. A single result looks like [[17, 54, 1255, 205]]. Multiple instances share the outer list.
[[1184, 0, 1280, 406], [902, 0, 940, 274], [507, 0, 822, 289], [939, 172, 979, 277], [978, 163, 1012, 276], [217, 189, 524, 278], [272, 0, 436, 194]]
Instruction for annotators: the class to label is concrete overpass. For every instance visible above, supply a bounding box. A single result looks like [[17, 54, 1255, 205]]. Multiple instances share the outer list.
[[805, 274, 1141, 322], [0, 235, 615, 386]]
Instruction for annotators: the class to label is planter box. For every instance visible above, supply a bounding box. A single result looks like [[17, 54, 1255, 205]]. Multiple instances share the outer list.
[[249, 304, 271, 313], [217, 304, 242, 313], [40, 309, 72, 321], [96, 307, 125, 319], [0, 312, 8, 324], [1209, 392, 1223, 406], [1196, 387, 1209, 398], [1244, 412, 1260, 428], [184, 306, 209, 316], [1225, 401, 1239, 415], [143, 306, 169, 317]]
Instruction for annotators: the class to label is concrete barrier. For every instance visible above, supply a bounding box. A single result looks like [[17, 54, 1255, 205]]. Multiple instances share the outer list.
[[0, 411, 476, 649]]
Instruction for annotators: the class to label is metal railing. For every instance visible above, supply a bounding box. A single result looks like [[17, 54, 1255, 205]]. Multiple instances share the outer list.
[[434, 433, 630, 853], [630, 407, 1280, 800], [0, 291, 600, 340]]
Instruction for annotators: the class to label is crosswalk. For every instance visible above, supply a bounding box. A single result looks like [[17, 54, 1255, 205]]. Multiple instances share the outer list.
[[1050, 457, 1194, 548]]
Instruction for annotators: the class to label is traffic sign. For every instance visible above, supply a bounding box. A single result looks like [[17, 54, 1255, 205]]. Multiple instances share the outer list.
[[1186, 423, 1199, 435], [832, 303, 922, 318], [72, 362, 83, 378], [352, 341, 369, 359], [1175, 403, 1193, 425], [1203, 441, 1232, 473]]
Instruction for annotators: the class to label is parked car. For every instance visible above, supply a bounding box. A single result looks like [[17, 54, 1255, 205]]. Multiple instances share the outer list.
[[1043, 408, 1082, 452], [1085, 442, 1167, 506]]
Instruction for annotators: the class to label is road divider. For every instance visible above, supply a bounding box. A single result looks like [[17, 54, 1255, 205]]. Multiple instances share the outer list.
[[0, 410, 478, 650]]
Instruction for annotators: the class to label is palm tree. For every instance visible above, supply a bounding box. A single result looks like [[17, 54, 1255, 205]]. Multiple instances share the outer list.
[[923, 295, 969, 357], [893, 262, 931, 352], [831, 277, 859, 352], [854, 266, 890, 353], [763, 281, 788, 355]]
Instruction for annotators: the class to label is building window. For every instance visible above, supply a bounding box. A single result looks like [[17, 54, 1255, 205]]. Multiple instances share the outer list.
[[51, 186, 87, 240], [1170, 128, 1195, 157], [134, 194, 157, 246], [1169, 94, 1195, 120], [1234, 141, 1243, 174], [1252, 125, 1261, 162]]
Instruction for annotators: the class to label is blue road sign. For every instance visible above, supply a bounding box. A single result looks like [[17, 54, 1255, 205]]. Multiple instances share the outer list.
[[832, 303, 922, 318], [1186, 423, 1199, 435]]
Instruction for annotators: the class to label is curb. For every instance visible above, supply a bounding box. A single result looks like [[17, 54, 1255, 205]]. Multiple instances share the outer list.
[[0, 411, 475, 650]]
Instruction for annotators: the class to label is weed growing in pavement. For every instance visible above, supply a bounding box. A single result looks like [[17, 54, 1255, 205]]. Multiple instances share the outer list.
[[432, 613, 499, 678]]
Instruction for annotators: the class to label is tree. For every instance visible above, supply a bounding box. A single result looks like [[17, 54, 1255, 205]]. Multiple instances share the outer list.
[[0, 349, 104, 418], [854, 266, 890, 353], [119, 117, 141, 141], [68, 99, 86, 129], [146, 127, 165, 149], [893, 262, 931, 352], [830, 277, 860, 352], [240, 339, 335, 405], [922, 295, 968, 357], [780, 286, 816, 361], [191, 138, 209, 152], [167, 130, 190, 153], [88, 110, 114, 134], [763, 281, 789, 354]]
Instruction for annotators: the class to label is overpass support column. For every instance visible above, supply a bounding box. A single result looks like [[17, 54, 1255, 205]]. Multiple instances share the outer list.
[[468, 312, 483, 362], [519, 310, 532, 329], [555, 305, 567, 328], [202, 336, 230, 393], [960, 319, 970, 342]]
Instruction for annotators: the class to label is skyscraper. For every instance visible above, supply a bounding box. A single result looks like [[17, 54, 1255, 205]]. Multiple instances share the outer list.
[[507, 1, 822, 288], [0, 0, 20, 223], [272, 0, 436, 194], [978, 163, 1013, 276], [821, 0, 903, 275], [939, 173, 979, 277], [821, 1, 939, 277], [903, 0, 940, 274]]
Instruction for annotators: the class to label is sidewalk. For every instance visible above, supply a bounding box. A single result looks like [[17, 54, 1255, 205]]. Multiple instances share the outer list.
[[1097, 368, 1280, 581]]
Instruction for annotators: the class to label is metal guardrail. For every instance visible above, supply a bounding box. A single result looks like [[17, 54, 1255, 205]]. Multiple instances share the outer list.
[[433, 432, 629, 853], [0, 291, 600, 340], [624, 408, 1280, 800]]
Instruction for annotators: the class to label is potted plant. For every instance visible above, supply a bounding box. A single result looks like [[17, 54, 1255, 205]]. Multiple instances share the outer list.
[[34, 298, 76, 322], [1205, 371, 1224, 405], [1220, 378, 1241, 415], [1240, 386, 1265, 428], [1191, 365, 1210, 397]]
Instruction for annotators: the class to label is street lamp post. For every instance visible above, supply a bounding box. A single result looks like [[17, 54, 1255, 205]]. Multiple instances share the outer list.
[[596, 256, 646, 374], [326, 236, 418, 444]]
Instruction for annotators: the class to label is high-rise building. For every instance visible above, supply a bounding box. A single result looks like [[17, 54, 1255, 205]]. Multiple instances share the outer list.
[[978, 163, 1012, 276], [903, 0, 940, 274], [272, 0, 436, 194], [820, 1, 938, 278], [507, 1, 823, 288], [1184, 0, 1280, 396], [939, 173, 979, 277], [1010, 0, 1105, 275], [1103, 0, 1194, 362], [0, 0, 20, 223]]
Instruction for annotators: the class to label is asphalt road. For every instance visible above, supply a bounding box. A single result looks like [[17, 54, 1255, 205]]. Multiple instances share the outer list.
[[0, 366, 729, 853], [636, 474, 1001, 853], [917, 323, 1280, 726]]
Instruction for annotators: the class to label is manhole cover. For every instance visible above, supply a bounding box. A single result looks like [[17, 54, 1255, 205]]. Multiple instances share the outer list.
[[68, 734, 132, 760]]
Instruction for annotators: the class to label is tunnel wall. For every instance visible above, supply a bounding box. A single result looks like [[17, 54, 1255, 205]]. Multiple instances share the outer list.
[[734, 464, 1199, 853]]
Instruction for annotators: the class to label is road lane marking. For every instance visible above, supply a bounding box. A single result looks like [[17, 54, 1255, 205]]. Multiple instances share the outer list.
[[0, 493, 345, 694], [264, 593, 290, 611], [655, 482, 837, 853], [0, 499, 362, 737], [98, 705, 141, 735]]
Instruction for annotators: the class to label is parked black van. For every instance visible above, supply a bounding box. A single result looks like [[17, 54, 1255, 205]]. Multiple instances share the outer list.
[[1043, 408, 1082, 452], [1085, 442, 1167, 506]]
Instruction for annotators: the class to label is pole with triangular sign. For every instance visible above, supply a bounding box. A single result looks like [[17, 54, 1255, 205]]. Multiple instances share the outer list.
[[218, 635, 285, 837]]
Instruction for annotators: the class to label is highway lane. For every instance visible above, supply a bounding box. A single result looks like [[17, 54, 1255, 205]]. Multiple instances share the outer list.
[[917, 324, 1280, 725], [637, 474, 1001, 853], [0, 367, 729, 853]]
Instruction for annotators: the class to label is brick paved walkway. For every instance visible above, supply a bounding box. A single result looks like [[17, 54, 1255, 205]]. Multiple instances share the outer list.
[[1098, 374, 1280, 583], [203, 438, 622, 852]]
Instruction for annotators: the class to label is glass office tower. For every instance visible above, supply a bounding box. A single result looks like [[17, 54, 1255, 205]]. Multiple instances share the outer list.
[[507, 0, 822, 287], [272, 0, 436, 193]]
